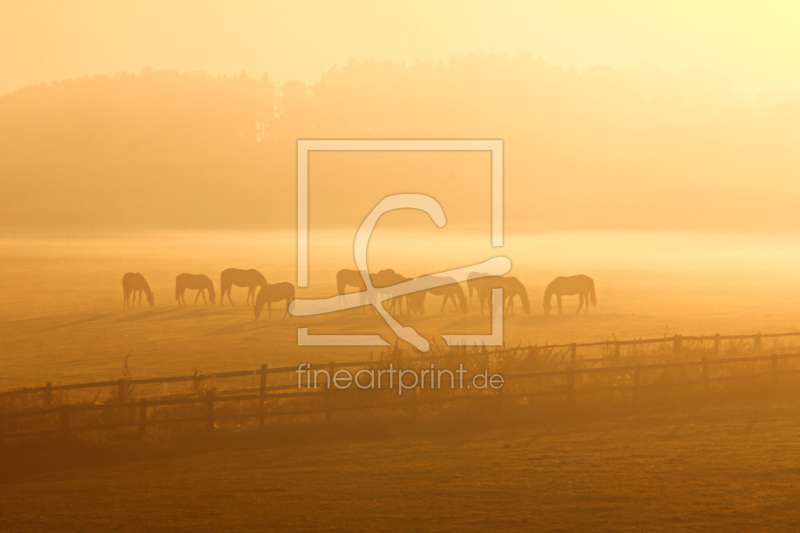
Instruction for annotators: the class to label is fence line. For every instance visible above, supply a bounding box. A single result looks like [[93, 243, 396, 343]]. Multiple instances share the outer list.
[[2, 349, 800, 441], [2, 330, 796, 403]]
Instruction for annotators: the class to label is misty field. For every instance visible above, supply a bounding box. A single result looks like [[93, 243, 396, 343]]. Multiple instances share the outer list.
[[3, 233, 800, 531], [3, 232, 800, 387]]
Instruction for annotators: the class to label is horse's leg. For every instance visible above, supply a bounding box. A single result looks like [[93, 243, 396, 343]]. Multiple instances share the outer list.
[[202, 290, 207, 305], [227, 286, 234, 306], [557, 295, 563, 314], [268, 301, 272, 320], [283, 298, 290, 319], [577, 294, 583, 314], [194, 290, 201, 305], [137, 289, 142, 309]]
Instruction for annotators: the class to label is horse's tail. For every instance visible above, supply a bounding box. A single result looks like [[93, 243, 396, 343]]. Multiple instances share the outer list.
[[590, 282, 597, 307]]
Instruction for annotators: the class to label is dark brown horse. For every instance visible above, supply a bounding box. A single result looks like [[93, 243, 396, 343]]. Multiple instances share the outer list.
[[471, 274, 530, 315], [426, 276, 467, 314], [220, 268, 267, 306], [122, 272, 154, 310], [543, 275, 596, 314], [254, 282, 295, 320], [175, 273, 216, 305]]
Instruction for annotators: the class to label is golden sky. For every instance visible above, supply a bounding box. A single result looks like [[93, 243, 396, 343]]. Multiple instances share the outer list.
[[2, 0, 800, 100]]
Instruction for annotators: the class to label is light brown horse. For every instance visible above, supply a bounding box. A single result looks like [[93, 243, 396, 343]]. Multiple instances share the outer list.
[[175, 273, 216, 305], [122, 272, 154, 310], [254, 282, 295, 320], [471, 274, 530, 315], [220, 268, 267, 306], [543, 275, 596, 314]]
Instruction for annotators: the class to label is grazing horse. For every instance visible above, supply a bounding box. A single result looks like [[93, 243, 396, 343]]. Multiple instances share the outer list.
[[472, 275, 530, 315], [220, 268, 267, 306], [254, 282, 295, 320], [499, 276, 530, 315], [372, 269, 409, 314], [543, 275, 596, 314], [426, 276, 468, 314], [175, 273, 216, 305], [467, 271, 488, 303], [122, 272, 154, 310]]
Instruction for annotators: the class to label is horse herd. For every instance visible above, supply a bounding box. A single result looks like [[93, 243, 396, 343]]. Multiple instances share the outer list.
[[122, 269, 597, 319]]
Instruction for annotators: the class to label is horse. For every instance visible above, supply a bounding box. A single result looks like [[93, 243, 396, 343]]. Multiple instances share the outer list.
[[426, 276, 468, 314], [122, 272, 154, 310], [175, 273, 215, 306], [472, 275, 530, 315], [220, 268, 267, 306], [372, 269, 409, 314], [254, 282, 295, 320], [543, 275, 596, 314], [467, 271, 488, 303]]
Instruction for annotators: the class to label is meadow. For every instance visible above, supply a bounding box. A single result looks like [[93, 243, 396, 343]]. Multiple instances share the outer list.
[[2, 231, 800, 531]]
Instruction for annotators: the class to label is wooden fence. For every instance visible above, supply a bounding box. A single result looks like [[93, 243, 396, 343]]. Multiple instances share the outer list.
[[2, 331, 800, 441]]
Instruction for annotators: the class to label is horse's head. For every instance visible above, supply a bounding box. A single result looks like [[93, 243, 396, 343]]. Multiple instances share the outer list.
[[208, 292, 216, 305], [543, 301, 551, 315], [147, 292, 155, 307]]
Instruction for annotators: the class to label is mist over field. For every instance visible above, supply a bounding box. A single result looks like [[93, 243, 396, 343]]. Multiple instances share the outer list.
[[1, 57, 799, 234], [3, 1, 800, 531]]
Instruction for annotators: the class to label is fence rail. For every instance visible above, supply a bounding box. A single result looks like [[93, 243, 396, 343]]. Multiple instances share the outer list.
[[2, 336, 800, 441]]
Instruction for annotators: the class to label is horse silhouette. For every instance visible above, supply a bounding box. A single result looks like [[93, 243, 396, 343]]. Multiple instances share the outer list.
[[543, 275, 596, 314], [175, 273, 215, 306], [122, 272, 154, 310], [426, 276, 468, 314], [220, 268, 267, 306], [470, 274, 530, 315], [254, 282, 295, 320], [373, 269, 410, 315]]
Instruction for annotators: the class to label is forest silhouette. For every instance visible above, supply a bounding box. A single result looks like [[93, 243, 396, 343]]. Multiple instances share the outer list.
[[2, 51, 799, 233]]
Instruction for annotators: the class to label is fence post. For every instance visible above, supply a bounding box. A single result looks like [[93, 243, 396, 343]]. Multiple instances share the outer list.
[[60, 405, 71, 439], [673, 335, 682, 355], [259, 363, 268, 428], [702, 357, 710, 394], [44, 382, 52, 409], [570, 343, 577, 364], [0, 413, 4, 441], [614, 341, 621, 358], [117, 378, 126, 401], [566, 366, 576, 407], [139, 399, 147, 436], [714, 334, 720, 355], [206, 391, 215, 433], [632, 366, 640, 407], [754, 333, 762, 353]]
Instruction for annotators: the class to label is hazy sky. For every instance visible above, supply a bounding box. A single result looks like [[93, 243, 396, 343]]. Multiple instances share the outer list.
[[2, 0, 800, 99]]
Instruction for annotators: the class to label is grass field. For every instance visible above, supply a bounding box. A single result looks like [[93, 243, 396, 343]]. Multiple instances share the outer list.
[[2, 233, 800, 531], [2, 400, 800, 532]]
